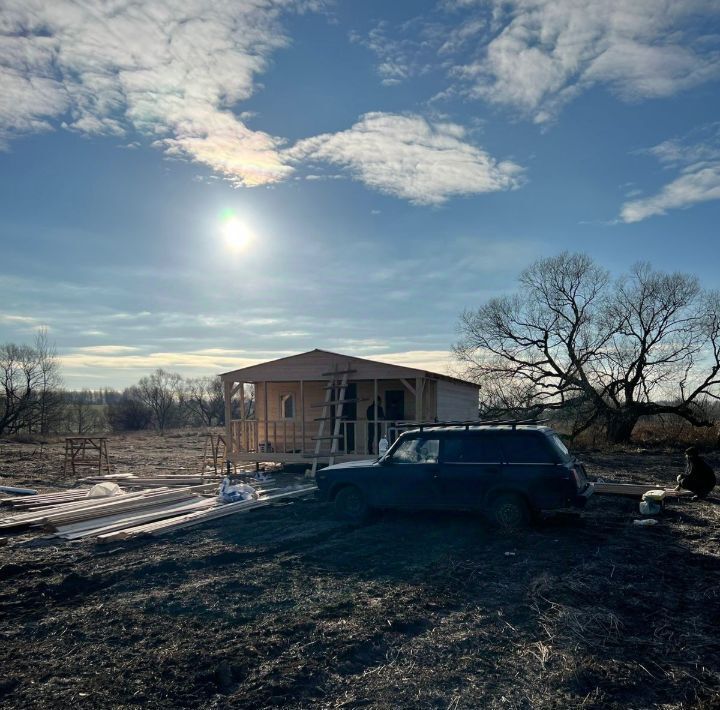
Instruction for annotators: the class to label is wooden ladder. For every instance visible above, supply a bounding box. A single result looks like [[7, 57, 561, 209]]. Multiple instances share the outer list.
[[310, 365, 356, 475]]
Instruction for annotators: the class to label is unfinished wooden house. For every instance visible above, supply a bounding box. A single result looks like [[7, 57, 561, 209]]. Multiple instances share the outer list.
[[220, 349, 479, 468]]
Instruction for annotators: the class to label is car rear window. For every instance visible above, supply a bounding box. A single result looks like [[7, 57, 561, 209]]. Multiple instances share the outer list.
[[548, 434, 572, 461], [443, 435, 504, 463], [500, 433, 555, 464]]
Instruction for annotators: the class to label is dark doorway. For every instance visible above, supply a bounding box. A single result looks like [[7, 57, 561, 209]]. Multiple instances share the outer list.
[[385, 390, 405, 421]]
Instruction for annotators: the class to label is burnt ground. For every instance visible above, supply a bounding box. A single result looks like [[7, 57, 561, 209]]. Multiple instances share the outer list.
[[1, 433, 719, 709]]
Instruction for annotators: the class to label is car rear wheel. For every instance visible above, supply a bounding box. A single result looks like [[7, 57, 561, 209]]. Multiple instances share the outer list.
[[489, 493, 531, 530], [334, 485, 370, 522]]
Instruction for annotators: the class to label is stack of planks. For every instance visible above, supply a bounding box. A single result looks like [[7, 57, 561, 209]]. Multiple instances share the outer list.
[[0, 483, 317, 543], [0, 488, 191, 532], [1, 489, 94, 510], [79, 473, 220, 488], [96, 486, 316, 542]]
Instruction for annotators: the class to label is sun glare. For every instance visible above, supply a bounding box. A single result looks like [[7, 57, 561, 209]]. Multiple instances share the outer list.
[[220, 211, 253, 251]]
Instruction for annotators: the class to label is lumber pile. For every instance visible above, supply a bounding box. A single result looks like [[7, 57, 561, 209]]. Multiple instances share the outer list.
[[97, 486, 316, 542], [0, 488, 187, 531], [79, 473, 221, 488], [1, 489, 94, 510], [0, 483, 317, 543], [592, 482, 692, 498]]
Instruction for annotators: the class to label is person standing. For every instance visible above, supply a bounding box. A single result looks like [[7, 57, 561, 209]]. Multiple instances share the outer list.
[[366, 396, 385, 454], [676, 446, 716, 499]]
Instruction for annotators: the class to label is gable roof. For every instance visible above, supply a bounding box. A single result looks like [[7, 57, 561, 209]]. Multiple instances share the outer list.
[[219, 348, 478, 388]]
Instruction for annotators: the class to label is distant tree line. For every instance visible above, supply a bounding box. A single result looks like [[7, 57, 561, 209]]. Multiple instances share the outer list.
[[1, 337, 247, 437]]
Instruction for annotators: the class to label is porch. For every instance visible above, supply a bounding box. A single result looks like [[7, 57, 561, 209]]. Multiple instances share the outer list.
[[219, 349, 479, 467]]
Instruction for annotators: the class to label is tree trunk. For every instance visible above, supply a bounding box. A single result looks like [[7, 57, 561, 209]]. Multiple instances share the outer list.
[[604, 412, 640, 444]]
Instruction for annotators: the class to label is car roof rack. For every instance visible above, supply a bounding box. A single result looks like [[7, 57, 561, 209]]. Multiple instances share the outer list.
[[404, 418, 548, 432]]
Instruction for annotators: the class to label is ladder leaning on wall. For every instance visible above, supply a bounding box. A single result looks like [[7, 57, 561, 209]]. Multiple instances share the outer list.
[[310, 365, 359, 475]]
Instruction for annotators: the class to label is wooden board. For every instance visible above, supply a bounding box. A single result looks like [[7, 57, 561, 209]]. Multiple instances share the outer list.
[[592, 482, 692, 498]]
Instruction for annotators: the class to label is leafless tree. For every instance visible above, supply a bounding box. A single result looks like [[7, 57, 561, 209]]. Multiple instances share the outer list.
[[0, 331, 63, 436], [455, 252, 720, 443], [64, 389, 105, 434], [137, 368, 182, 431], [178, 376, 224, 427], [34, 329, 64, 434]]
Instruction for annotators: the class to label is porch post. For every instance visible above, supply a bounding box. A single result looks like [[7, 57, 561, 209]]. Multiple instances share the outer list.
[[415, 377, 422, 422], [373, 378, 378, 454], [239, 381, 245, 453], [224, 380, 233, 457], [300, 380, 305, 454], [263, 381, 269, 450]]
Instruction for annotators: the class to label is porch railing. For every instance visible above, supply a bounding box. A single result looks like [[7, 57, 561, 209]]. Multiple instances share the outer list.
[[230, 419, 404, 457]]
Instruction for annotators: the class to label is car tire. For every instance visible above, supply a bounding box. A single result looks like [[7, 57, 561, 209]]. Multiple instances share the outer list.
[[334, 485, 370, 523], [489, 493, 531, 530]]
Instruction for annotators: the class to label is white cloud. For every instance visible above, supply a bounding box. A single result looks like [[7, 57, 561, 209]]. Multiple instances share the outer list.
[[620, 126, 720, 222], [286, 112, 524, 204], [0, 0, 299, 185], [455, 0, 720, 123]]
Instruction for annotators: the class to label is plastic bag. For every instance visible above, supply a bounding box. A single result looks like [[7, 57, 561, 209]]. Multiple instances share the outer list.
[[86, 482, 123, 498], [639, 500, 661, 516], [218, 477, 257, 503]]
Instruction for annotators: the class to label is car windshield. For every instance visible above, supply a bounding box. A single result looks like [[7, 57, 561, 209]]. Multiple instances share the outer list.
[[548, 434, 572, 461], [390, 437, 439, 464]]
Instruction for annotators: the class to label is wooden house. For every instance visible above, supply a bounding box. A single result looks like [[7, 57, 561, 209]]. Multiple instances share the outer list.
[[220, 349, 479, 467]]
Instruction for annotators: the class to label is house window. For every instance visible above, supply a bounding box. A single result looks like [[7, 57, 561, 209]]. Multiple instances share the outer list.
[[281, 394, 295, 419]]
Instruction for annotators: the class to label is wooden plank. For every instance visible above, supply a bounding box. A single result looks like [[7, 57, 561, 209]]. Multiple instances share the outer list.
[[592, 482, 691, 498], [55, 498, 215, 539], [98, 486, 317, 542]]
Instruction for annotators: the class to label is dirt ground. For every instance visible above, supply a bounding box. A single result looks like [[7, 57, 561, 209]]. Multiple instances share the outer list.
[[1, 431, 719, 709]]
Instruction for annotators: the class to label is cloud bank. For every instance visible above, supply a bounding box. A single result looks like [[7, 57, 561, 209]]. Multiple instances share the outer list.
[[0, 0, 298, 185], [287, 112, 524, 204], [621, 125, 720, 222], [450, 0, 720, 123]]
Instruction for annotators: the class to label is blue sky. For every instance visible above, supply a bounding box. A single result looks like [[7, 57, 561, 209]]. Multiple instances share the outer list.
[[1, 0, 720, 388]]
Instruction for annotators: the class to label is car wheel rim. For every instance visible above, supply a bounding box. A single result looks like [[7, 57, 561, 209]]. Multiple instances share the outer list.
[[497, 503, 521, 527]]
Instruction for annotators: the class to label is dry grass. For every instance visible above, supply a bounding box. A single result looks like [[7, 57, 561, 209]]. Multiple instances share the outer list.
[[0, 432, 718, 709]]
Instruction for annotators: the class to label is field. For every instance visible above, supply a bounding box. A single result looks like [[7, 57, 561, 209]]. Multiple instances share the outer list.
[[1, 432, 719, 709]]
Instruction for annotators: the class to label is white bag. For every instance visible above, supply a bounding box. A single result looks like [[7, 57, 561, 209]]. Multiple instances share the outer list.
[[86, 482, 123, 498]]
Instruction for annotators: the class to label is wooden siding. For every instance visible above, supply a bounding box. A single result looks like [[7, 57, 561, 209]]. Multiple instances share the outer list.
[[255, 379, 434, 422], [436, 380, 479, 420]]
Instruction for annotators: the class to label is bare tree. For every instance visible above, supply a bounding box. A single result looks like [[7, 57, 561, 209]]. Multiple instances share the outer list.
[[34, 329, 64, 434], [0, 332, 63, 436], [455, 253, 720, 443], [178, 376, 224, 427], [137, 369, 182, 431], [64, 389, 105, 434]]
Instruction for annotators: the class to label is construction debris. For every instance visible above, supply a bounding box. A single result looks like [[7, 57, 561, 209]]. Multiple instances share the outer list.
[[0, 481, 316, 544]]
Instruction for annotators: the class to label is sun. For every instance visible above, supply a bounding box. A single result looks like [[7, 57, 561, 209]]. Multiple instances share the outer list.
[[220, 211, 252, 251]]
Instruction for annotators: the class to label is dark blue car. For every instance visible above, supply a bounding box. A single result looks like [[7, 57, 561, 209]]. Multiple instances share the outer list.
[[315, 424, 592, 528]]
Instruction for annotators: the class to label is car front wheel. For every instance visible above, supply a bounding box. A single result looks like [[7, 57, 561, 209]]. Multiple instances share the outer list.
[[334, 485, 370, 522], [489, 493, 531, 530]]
